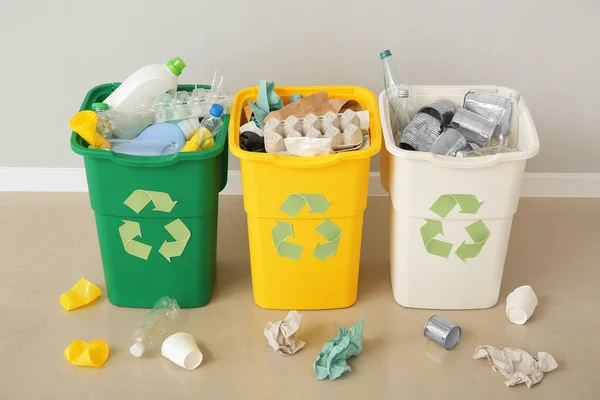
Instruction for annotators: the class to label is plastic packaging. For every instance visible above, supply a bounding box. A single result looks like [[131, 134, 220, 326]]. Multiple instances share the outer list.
[[135, 118, 200, 152], [506, 92, 521, 148], [181, 104, 224, 152], [161, 332, 203, 370], [380, 49, 417, 143], [91, 102, 112, 138], [130, 296, 180, 357], [137, 78, 233, 125], [69, 111, 111, 149], [206, 73, 234, 113], [103, 57, 185, 112], [92, 102, 152, 140]]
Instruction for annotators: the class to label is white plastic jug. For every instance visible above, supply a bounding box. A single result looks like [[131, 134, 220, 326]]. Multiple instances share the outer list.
[[104, 57, 186, 112]]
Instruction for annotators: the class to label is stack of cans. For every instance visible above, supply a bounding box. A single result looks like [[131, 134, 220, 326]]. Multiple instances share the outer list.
[[398, 91, 516, 157]]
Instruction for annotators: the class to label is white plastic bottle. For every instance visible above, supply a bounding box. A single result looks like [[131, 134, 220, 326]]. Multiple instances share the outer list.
[[130, 296, 180, 357], [104, 57, 186, 112]]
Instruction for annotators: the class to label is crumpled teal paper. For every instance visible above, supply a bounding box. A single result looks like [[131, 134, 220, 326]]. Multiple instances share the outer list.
[[289, 94, 303, 103], [314, 318, 364, 381], [249, 80, 283, 128]]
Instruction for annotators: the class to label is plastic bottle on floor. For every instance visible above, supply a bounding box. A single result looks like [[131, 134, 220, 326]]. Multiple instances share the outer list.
[[130, 296, 179, 357], [104, 57, 186, 112]]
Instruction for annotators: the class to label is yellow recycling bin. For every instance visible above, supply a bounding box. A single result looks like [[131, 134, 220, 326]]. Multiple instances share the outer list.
[[230, 85, 381, 310]]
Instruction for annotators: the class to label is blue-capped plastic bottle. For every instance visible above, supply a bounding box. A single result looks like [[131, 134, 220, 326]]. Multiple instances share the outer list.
[[181, 104, 224, 152]]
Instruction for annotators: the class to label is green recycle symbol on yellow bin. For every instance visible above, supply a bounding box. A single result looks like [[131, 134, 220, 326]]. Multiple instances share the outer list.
[[271, 194, 341, 262], [118, 190, 191, 262], [420, 194, 490, 262]]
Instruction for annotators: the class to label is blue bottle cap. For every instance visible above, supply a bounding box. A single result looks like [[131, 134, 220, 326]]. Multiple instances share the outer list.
[[209, 104, 224, 117]]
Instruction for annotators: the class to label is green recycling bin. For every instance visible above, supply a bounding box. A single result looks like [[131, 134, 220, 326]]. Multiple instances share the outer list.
[[71, 83, 229, 308]]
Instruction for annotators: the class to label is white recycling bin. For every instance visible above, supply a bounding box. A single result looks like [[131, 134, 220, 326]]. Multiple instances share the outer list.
[[379, 86, 539, 310]]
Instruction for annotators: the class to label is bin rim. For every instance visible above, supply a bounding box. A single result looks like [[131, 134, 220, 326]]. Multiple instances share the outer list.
[[70, 83, 229, 168], [229, 85, 382, 169], [379, 86, 540, 169]]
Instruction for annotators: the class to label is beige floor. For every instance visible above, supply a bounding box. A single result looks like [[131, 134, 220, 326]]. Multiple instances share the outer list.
[[1, 194, 599, 399]]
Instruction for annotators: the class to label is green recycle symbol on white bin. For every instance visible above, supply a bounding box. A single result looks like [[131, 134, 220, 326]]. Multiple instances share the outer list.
[[119, 190, 191, 262], [271, 194, 342, 262], [420, 194, 490, 262]]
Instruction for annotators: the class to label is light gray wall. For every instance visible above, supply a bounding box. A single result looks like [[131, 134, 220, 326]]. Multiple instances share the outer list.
[[1, 0, 598, 172]]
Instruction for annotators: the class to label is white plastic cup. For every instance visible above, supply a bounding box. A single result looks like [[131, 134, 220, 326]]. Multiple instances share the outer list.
[[161, 332, 203, 370], [505, 286, 538, 325]]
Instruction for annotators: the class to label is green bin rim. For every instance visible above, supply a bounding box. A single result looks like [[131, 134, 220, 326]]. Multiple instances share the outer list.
[[70, 83, 229, 168]]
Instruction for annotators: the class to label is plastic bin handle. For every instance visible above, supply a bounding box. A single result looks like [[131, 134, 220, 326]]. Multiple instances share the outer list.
[[271, 154, 343, 169], [107, 152, 181, 167]]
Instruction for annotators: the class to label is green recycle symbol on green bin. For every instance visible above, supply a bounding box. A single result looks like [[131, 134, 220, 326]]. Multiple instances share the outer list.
[[118, 190, 191, 262], [271, 194, 342, 262], [420, 194, 490, 262]]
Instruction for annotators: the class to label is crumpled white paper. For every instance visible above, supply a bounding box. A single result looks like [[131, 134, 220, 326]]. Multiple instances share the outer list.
[[473, 345, 558, 388], [264, 311, 305, 355], [284, 137, 333, 156]]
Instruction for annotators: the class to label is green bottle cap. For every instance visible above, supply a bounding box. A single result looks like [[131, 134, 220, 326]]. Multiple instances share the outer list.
[[166, 57, 186, 76], [379, 50, 392, 59], [91, 102, 109, 111]]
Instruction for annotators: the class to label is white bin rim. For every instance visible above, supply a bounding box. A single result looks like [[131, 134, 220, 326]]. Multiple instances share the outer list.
[[379, 86, 540, 169]]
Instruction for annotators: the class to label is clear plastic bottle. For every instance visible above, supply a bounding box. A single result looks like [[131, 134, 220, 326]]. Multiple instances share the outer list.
[[380, 49, 417, 143], [181, 104, 224, 152], [392, 89, 414, 146], [91, 102, 112, 138], [506, 92, 521, 149], [92, 102, 152, 140], [130, 296, 179, 357]]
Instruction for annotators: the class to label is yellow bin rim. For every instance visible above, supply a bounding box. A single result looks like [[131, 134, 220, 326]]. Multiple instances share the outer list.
[[229, 85, 382, 168]]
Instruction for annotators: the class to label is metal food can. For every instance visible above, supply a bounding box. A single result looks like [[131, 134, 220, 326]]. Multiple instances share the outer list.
[[424, 315, 462, 350]]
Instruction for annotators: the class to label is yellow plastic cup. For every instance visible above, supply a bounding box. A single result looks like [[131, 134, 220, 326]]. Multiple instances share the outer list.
[[60, 277, 102, 311], [69, 110, 111, 149], [64, 339, 109, 368]]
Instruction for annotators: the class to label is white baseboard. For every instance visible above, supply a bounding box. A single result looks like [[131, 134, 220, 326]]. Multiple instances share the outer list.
[[1, 168, 599, 198]]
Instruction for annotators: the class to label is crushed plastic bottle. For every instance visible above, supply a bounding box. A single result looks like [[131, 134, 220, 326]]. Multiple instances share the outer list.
[[130, 296, 180, 357]]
